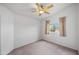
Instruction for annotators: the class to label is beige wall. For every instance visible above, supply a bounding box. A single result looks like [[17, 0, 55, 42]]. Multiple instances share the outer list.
[[0, 4, 14, 54], [14, 14, 41, 48], [0, 16, 1, 54], [41, 4, 78, 50], [77, 4, 79, 52]]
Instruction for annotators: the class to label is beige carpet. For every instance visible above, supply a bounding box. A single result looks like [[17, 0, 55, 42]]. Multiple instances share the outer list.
[[8, 40, 77, 55]]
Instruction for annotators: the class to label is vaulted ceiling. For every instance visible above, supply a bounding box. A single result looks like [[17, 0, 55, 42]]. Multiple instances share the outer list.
[[2, 3, 72, 19]]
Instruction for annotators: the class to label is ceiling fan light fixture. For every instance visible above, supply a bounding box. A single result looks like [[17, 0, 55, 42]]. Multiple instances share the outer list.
[[39, 10, 44, 14]]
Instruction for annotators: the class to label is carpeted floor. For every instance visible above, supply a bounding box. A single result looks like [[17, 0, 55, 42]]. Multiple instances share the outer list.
[[8, 40, 77, 55]]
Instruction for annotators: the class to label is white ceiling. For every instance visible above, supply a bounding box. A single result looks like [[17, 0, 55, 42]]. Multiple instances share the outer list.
[[2, 3, 72, 19]]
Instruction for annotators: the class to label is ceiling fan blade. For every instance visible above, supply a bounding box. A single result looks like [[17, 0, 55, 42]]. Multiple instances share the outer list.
[[38, 13, 41, 16], [45, 4, 53, 10], [45, 12, 49, 14], [36, 3, 40, 6], [42, 4, 53, 13], [47, 4, 53, 9], [36, 12, 41, 16], [35, 3, 43, 11]]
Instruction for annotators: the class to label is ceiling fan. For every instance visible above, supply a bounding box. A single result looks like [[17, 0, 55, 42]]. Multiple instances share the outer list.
[[32, 3, 53, 16]]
